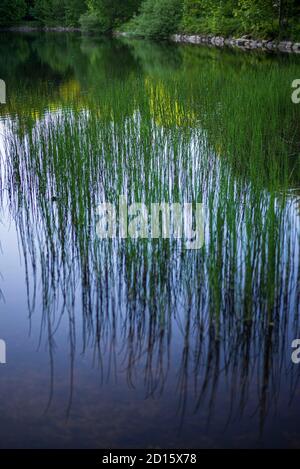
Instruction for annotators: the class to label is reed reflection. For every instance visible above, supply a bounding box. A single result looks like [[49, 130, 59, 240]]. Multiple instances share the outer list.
[[0, 33, 299, 436]]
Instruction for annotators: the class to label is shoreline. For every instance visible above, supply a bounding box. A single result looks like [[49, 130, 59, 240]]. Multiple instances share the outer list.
[[171, 34, 300, 53], [2, 26, 300, 54], [116, 31, 300, 54], [0, 26, 81, 33]]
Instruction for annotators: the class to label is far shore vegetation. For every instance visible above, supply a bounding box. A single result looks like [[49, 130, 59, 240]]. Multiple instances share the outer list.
[[1, 1, 300, 41]]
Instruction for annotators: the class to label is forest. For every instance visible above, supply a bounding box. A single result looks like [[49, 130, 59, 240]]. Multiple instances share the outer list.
[[1, 1, 300, 40]]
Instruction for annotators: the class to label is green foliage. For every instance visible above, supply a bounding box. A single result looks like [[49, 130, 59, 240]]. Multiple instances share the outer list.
[[65, 0, 88, 26], [79, 10, 106, 33], [181, 0, 300, 39], [0, 0, 27, 25], [181, 0, 240, 35], [125, 0, 183, 39], [0, 0, 299, 39], [32, 0, 66, 25], [235, 0, 279, 37], [86, 0, 142, 32], [32, 0, 87, 26]]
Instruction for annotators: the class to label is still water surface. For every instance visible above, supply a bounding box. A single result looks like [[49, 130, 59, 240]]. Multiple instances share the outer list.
[[0, 32, 299, 448]]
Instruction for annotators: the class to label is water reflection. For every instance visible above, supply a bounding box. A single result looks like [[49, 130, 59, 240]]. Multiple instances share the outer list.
[[0, 32, 299, 448]]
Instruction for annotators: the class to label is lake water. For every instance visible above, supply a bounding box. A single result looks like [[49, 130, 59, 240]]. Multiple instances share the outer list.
[[0, 32, 299, 448]]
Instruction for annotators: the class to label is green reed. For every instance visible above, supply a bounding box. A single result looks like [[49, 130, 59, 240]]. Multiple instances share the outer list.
[[0, 33, 299, 425]]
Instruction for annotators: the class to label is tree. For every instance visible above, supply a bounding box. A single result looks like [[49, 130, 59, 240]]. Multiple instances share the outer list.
[[32, 0, 67, 25], [126, 0, 183, 39], [87, 0, 142, 31], [65, 0, 88, 26], [0, 0, 27, 25], [32, 0, 88, 26], [181, 0, 300, 38]]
